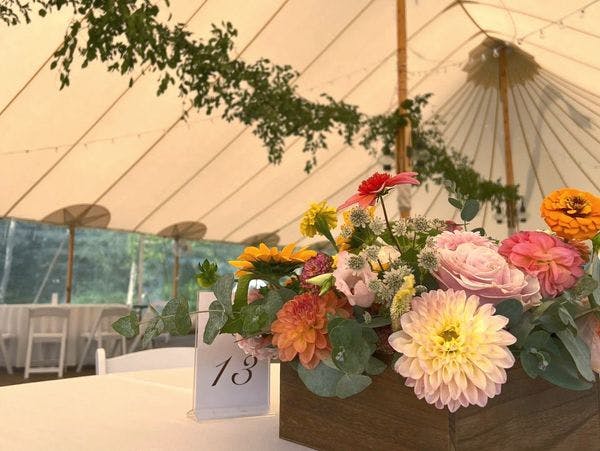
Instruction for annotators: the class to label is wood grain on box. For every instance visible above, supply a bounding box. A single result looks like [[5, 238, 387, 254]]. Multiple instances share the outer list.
[[279, 363, 600, 451]]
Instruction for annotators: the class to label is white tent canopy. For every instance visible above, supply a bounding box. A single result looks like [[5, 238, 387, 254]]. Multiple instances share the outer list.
[[1, 0, 599, 246]]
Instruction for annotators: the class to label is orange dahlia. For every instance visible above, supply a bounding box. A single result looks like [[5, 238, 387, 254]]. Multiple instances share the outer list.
[[540, 188, 600, 240], [271, 292, 351, 369]]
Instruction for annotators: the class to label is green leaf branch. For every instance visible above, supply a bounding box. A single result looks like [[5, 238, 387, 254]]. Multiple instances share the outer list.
[[2, 2, 519, 208]]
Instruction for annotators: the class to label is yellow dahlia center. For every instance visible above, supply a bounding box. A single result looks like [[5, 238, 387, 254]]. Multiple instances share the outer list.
[[436, 324, 464, 354]]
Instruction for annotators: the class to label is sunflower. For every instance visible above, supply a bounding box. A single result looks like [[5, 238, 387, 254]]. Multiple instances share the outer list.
[[540, 188, 600, 240], [229, 243, 316, 278]]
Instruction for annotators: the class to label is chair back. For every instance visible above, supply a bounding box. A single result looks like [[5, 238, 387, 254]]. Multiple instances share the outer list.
[[28, 307, 69, 334], [29, 307, 70, 319], [95, 347, 195, 375], [89, 306, 131, 337]]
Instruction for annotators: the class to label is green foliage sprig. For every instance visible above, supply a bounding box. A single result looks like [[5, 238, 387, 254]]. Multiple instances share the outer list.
[[3, 1, 518, 205], [495, 275, 599, 391]]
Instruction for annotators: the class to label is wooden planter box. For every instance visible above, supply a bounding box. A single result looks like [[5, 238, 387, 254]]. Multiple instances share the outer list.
[[279, 363, 600, 450]]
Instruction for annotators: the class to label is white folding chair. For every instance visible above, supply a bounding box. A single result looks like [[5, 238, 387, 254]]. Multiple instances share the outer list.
[[95, 347, 195, 375], [24, 307, 69, 378], [0, 332, 16, 375], [76, 306, 130, 372]]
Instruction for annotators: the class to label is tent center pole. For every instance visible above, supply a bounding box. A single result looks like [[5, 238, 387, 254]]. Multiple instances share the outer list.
[[65, 224, 75, 304], [498, 46, 517, 235], [395, 0, 411, 218], [172, 238, 180, 299]]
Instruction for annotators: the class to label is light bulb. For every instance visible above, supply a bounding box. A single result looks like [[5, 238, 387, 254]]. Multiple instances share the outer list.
[[378, 153, 395, 173], [494, 206, 504, 224]]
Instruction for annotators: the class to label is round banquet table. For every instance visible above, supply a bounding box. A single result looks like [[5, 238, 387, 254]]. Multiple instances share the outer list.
[[0, 364, 309, 451]]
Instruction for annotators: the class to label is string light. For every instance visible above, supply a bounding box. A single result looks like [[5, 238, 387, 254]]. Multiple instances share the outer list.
[[0, 118, 213, 157]]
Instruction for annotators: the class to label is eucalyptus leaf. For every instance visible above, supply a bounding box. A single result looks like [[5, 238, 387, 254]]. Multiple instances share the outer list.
[[361, 316, 391, 328], [112, 312, 139, 338], [203, 301, 228, 345], [335, 374, 372, 398], [538, 337, 594, 390], [448, 197, 463, 209], [297, 362, 344, 397], [555, 329, 595, 382], [365, 356, 387, 375], [460, 199, 480, 222], [520, 352, 540, 379], [329, 319, 374, 374], [213, 274, 234, 315], [239, 289, 284, 336], [162, 298, 192, 336], [494, 299, 523, 328], [233, 275, 252, 312], [142, 317, 164, 348]]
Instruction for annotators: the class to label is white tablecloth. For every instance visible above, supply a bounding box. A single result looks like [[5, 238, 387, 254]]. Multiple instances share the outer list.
[[0, 365, 309, 451], [0, 304, 129, 368]]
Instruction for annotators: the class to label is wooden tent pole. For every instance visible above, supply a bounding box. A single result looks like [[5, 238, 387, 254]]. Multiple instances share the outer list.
[[65, 224, 75, 304], [396, 0, 411, 218], [498, 46, 517, 235], [172, 238, 180, 299]]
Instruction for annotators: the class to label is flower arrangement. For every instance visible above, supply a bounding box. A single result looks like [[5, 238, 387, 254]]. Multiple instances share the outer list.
[[114, 174, 600, 413]]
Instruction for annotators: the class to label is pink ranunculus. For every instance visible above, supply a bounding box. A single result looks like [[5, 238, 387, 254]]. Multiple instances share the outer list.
[[333, 251, 377, 307], [433, 239, 541, 308], [247, 288, 263, 303], [435, 230, 496, 251], [235, 334, 278, 361], [576, 314, 600, 374], [498, 231, 585, 298]]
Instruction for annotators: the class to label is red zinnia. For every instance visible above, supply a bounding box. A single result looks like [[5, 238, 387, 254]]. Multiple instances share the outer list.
[[338, 172, 419, 210]]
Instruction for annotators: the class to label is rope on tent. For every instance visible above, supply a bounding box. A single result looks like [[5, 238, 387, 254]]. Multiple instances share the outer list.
[[448, 85, 496, 225], [409, 32, 484, 93], [526, 77, 600, 164], [516, 74, 600, 191], [539, 69, 600, 120], [131, 1, 387, 231], [2, 0, 212, 217], [480, 89, 501, 232], [511, 78, 568, 187]]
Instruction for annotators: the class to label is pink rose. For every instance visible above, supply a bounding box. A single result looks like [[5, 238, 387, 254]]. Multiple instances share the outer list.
[[576, 314, 600, 374], [333, 251, 377, 307], [433, 239, 541, 308], [435, 230, 496, 251], [499, 231, 585, 298]]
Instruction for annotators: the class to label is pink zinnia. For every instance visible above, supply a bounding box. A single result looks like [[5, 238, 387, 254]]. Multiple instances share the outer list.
[[499, 231, 585, 298], [338, 172, 419, 210]]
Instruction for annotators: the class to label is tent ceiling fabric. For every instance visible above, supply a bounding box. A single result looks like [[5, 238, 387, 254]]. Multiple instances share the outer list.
[[1, 0, 599, 245]]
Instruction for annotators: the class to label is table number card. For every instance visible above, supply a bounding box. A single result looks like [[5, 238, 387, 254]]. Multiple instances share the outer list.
[[193, 291, 271, 420]]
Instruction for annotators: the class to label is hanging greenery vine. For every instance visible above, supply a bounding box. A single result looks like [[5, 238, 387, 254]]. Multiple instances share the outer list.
[[1, 0, 519, 206]]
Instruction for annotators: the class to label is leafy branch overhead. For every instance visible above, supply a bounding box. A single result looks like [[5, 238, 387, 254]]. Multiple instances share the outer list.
[[3, 1, 518, 205]]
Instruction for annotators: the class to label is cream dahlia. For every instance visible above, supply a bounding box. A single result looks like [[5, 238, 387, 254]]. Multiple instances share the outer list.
[[388, 289, 516, 412]]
